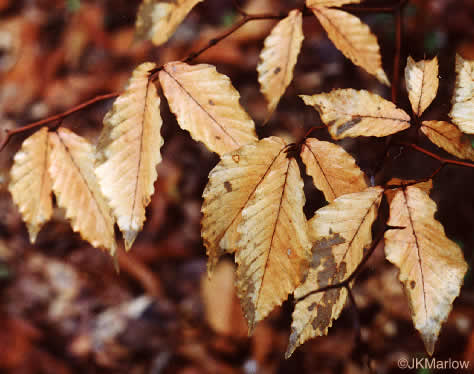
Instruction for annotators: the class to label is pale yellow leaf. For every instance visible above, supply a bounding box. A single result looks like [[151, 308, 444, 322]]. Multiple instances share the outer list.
[[202, 137, 285, 275], [421, 120, 474, 161], [300, 89, 410, 139], [9, 127, 52, 243], [235, 139, 312, 331], [384, 187, 468, 355], [405, 56, 439, 117], [300, 138, 367, 202], [96, 62, 163, 250], [135, 0, 203, 46], [160, 62, 257, 155], [311, 7, 389, 85], [384, 178, 433, 205], [48, 129, 116, 253], [449, 54, 474, 133], [287, 187, 383, 357], [306, 0, 361, 7], [257, 9, 304, 114]]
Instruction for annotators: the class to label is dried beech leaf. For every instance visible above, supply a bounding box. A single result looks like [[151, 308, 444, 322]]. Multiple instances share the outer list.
[[307, 0, 361, 6], [300, 89, 410, 139], [421, 121, 474, 161], [449, 54, 474, 133], [287, 187, 383, 357], [202, 137, 311, 329], [311, 7, 389, 85], [257, 9, 303, 114], [96, 62, 163, 250], [384, 178, 433, 205], [202, 137, 285, 275], [160, 62, 257, 155], [49, 129, 116, 253], [235, 139, 312, 331], [135, 0, 203, 46], [300, 138, 367, 202], [405, 56, 439, 117], [385, 187, 468, 355], [9, 127, 52, 243]]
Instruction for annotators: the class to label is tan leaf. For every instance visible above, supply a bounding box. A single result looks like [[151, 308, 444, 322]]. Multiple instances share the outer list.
[[449, 54, 474, 133], [300, 138, 367, 202], [405, 56, 439, 117], [48, 129, 116, 253], [287, 187, 383, 357], [160, 62, 257, 155], [201, 260, 247, 337], [135, 0, 203, 46], [202, 137, 285, 275], [9, 127, 52, 243], [300, 89, 410, 139], [235, 139, 312, 331], [306, 0, 361, 7], [96, 62, 163, 250], [257, 9, 304, 114], [311, 7, 389, 85], [384, 187, 468, 355], [421, 120, 474, 161], [384, 178, 433, 205]]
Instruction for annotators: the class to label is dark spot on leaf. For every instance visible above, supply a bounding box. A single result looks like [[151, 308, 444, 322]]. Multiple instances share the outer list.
[[308, 302, 317, 311], [215, 136, 221, 140], [336, 116, 362, 135], [410, 280, 416, 289], [208, 99, 215, 105], [232, 155, 240, 163], [224, 181, 232, 192], [274, 67, 281, 74]]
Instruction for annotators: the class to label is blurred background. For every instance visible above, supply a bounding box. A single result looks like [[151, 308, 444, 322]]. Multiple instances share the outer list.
[[0, 0, 472, 373]]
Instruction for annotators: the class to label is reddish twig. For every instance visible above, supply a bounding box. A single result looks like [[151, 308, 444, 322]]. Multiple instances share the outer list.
[[0, 92, 120, 152], [343, 0, 410, 13], [407, 143, 474, 168]]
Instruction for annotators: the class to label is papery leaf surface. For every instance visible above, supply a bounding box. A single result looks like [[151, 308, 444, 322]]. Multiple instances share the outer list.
[[135, 0, 203, 46], [160, 62, 257, 155], [287, 187, 383, 357], [449, 54, 474, 133], [9, 127, 52, 243], [300, 89, 410, 139], [405, 56, 439, 117], [49, 128, 116, 253], [384, 187, 468, 355], [300, 138, 367, 202], [96, 62, 163, 250], [311, 7, 389, 85], [421, 120, 474, 161], [257, 9, 303, 114]]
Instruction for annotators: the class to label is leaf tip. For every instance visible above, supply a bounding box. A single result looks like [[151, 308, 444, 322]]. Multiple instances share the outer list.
[[123, 230, 138, 251]]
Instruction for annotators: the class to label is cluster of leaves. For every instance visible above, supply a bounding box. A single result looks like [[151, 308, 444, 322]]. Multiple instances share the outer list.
[[6, 0, 473, 360]]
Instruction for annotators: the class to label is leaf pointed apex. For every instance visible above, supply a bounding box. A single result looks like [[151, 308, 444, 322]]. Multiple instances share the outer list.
[[124, 230, 138, 251], [96, 62, 163, 251], [257, 9, 304, 115]]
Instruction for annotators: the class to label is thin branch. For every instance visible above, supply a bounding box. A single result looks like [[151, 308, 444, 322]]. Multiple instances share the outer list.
[[406, 143, 474, 168], [232, 0, 248, 16], [391, 5, 404, 104], [295, 225, 404, 302], [342, 0, 409, 13], [0, 92, 120, 152]]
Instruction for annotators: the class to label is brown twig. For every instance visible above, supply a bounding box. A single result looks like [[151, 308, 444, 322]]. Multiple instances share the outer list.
[[0, 92, 120, 153], [116, 247, 164, 298], [406, 143, 474, 168]]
